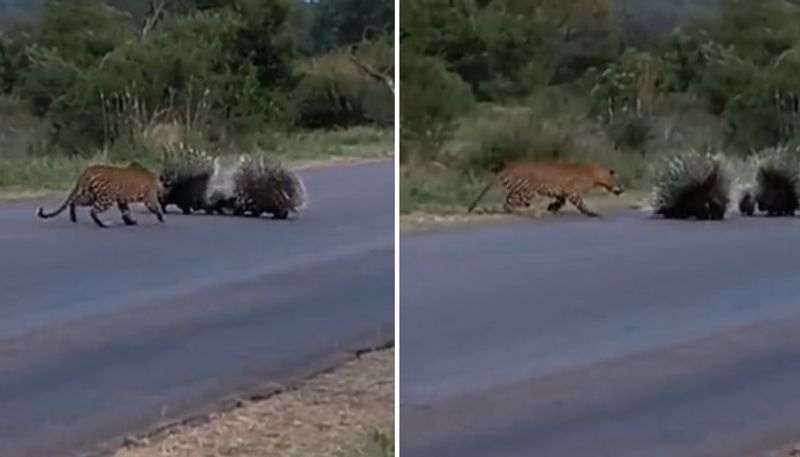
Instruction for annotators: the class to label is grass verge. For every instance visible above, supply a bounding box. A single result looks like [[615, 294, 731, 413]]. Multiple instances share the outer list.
[[400, 189, 650, 232], [113, 348, 394, 457], [399, 161, 650, 232], [399, 90, 727, 230], [0, 126, 393, 197]]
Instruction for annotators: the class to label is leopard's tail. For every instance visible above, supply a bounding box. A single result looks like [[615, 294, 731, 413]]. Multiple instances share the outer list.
[[467, 182, 493, 213], [36, 182, 79, 219]]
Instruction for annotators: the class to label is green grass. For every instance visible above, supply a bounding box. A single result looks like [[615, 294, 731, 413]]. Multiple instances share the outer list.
[[255, 127, 393, 162], [0, 126, 393, 193], [400, 165, 488, 214], [351, 429, 394, 457]]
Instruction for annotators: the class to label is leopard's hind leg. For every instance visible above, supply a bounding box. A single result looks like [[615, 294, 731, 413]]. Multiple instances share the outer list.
[[90, 197, 114, 228], [502, 179, 533, 214], [502, 190, 525, 213], [567, 193, 600, 217]]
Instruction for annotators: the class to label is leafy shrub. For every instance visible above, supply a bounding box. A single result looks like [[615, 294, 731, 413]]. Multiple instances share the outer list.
[[608, 114, 654, 152], [399, 50, 474, 162], [43, 10, 243, 151], [694, 0, 800, 66], [309, 0, 393, 53], [1, 0, 304, 152], [695, 43, 757, 115], [447, 91, 593, 172], [401, 0, 557, 101], [294, 42, 392, 129], [587, 50, 664, 121]]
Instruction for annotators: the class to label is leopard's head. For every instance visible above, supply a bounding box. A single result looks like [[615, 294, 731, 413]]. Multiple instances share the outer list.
[[592, 166, 624, 195]]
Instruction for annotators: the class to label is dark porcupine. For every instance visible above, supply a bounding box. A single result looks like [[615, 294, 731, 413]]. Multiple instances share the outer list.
[[231, 153, 307, 219], [738, 146, 800, 217], [158, 144, 216, 215], [651, 150, 731, 220]]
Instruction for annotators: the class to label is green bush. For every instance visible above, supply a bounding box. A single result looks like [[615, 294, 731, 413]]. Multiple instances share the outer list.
[[694, 0, 800, 66], [400, 0, 557, 102], [0, 0, 306, 152], [445, 92, 595, 172], [710, 45, 800, 150], [18, 4, 301, 152], [17, 46, 84, 117], [34, 1, 135, 68], [695, 44, 757, 115], [608, 114, 654, 152], [309, 0, 393, 53], [44, 10, 248, 151], [461, 110, 570, 172], [587, 50, 665, 122], [294, 42, 393, 129], [399, 50, 474, 162]]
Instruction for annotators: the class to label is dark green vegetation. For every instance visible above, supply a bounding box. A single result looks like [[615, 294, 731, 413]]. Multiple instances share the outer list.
[[400, 0, 800, 214], [358, 429, 394, 457], [0, 0, 394, 191]]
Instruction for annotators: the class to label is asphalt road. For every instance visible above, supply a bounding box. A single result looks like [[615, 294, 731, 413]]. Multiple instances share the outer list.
[[0, 160, 394, 457], [401, 211, 800, 457]]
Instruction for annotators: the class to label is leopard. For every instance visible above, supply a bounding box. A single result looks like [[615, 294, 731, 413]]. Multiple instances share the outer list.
[[36, 162, 165, 228], [467, 160, 624, 217]]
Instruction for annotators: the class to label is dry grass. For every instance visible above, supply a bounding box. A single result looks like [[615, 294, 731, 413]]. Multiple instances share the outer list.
[[0, 126, 393, 194], [114, 349, 394, 457]]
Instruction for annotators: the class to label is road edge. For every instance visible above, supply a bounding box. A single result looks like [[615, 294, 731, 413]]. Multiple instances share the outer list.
[[400, 197, 650, 234], [87, 338, 395, 457]]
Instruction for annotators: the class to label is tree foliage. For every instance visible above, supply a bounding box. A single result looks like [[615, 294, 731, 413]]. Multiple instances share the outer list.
[[0, 0, 392, 152], [310, 0, 393, 53], [402, 0, 800, 163]]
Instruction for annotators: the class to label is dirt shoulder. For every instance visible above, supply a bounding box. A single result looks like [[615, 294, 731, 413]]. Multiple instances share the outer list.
[[114, 348, 394, 457], [400, 189, 651, 233]]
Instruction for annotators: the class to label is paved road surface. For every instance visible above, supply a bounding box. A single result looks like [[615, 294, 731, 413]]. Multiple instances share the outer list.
[[401, 211, 800, 457], [0, 161, 393, 457]]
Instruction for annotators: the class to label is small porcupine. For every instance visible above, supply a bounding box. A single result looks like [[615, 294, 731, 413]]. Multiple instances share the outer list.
[[231, 153, 307, 219], [158, 144, 216, 215], [651, 150, 732, 220], [738, 145, 800, 217]]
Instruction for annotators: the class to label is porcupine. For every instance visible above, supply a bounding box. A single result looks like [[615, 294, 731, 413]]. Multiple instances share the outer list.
[[651, 149, 732, 220]]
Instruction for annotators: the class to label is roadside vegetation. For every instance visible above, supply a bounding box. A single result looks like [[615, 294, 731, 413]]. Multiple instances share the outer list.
[[0, 0, 394, 192], [400, 0, 800, 215]]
